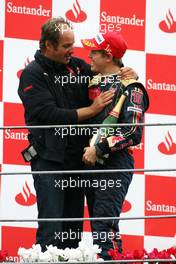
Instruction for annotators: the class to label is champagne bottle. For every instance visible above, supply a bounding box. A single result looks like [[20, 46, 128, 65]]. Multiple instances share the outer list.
[[90, 90, 129, 147]]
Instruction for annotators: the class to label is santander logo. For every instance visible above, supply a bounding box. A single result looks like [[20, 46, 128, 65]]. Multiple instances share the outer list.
[[65, 0, 87, 23], [159, 9, 176, 33], [158, 131, 176, 155], [15, 181, 36, 206], [121, 200, 132, 213], [17, 58, 30, 79]]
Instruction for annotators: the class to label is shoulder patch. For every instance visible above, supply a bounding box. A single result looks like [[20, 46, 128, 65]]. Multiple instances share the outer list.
[[130, 87, 143, 105]]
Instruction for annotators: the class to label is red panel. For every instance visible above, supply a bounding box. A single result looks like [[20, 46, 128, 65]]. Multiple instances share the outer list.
[[100, 0, 146, 51], [145, 175, 176, 237], [146, 54, 176, 115], [83, 202, 91, 232], [74, 47, 91, 64], [122, 234, 144, 252], [1, 226, 36, 260], [5, 0, 52, 40], [3, 102, 29, 165], [0, 40, 3, 101]]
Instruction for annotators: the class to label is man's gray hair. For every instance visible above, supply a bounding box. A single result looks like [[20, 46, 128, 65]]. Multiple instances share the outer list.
[[39, 17, 73, 51]]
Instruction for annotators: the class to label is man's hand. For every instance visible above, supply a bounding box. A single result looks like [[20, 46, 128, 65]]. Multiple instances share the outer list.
[[77, 89, 115, 121], [82, 146, 97, 166], [90, 89, 115, 114], [118, 67, 139, 80]]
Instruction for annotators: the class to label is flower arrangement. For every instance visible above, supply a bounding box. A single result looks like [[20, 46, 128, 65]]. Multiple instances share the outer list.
[[2, 240, 176, 263], [18, 242, 104, 262], [108, 246, 176, 264]]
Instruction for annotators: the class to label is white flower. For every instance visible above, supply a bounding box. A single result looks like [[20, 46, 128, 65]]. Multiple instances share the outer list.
[[32, 253, 39, 262], [93, 244, 102, 254], [62, 248, 71, 260], [18, 244, 42, 263], [46, 245, 64, 261], [18, 247, 33, 263], [18, 241, 104, 262], [84, 248, 94, 261], [96, 258, 104, 262], [57, 249, 69, 261], [18, 247, 29, 258], [67, 248, 83, 261], [31, 244, 42, 253], [46, 244, 58, 255], [78, 241, 87, 252], [171, 255, 176, 259], [38, 251, 52, 262], [78, 241, 102, 262]]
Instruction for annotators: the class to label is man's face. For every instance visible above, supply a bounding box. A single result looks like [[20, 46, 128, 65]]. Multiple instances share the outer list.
[[89, 50, 107, 73], [49, 29, 75, 64]]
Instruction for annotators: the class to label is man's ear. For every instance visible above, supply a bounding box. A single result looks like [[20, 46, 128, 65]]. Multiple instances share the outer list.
[[106, 53, 113, 62], [45, 40, 53, 51]]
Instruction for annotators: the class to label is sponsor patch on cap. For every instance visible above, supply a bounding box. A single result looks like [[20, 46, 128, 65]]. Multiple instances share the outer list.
[[95, 33, 105, 44], [82, 39, 96, 48]]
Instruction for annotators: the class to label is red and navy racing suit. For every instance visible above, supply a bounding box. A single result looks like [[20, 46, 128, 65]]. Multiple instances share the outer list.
[[86, 74, 149, 260]]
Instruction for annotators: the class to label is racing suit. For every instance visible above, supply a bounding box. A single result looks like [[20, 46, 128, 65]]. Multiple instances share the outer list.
[[85, 74, 149, 260]]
